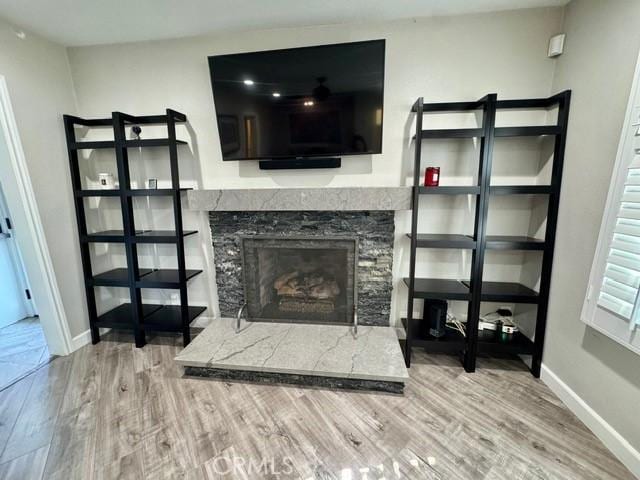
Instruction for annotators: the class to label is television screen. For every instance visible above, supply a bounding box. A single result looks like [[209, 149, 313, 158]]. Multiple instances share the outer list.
[[208, 40, 385, 161]]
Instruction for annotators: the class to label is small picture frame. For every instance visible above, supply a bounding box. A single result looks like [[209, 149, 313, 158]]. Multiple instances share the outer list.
[[148, 178, 158, 189]]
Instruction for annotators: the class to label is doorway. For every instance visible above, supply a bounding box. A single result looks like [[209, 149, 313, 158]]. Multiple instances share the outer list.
[[0, 75, 72, 373], [0, 182, 35, 328], [0, 152, 49, 391]]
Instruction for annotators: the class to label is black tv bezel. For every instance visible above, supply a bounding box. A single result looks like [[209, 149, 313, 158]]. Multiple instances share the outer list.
[[208, 39, 386, 162]]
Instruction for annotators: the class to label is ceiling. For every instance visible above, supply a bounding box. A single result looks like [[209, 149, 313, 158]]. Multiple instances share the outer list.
[[0, 0, 569, 47]]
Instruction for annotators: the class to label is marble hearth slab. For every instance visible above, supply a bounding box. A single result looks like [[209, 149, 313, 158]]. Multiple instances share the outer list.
[[175, 318, 409, 388], [187, 187, 411, 211]]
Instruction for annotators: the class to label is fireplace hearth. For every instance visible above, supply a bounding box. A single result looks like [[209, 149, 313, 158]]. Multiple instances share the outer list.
[[241, 236, 357, 325], [179, 203, 407, 393]]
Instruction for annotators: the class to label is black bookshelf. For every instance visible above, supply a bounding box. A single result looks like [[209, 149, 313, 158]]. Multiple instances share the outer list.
[[64, 109, 205, 348], [402, 91, 571, 377]]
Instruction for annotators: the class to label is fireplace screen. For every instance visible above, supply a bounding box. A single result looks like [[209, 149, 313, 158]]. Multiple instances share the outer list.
[[240, 236, 357, 324]]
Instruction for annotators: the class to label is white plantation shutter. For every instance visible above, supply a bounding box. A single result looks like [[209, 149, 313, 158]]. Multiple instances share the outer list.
[[582, 49, 640, 355], [597, 158, 640, 327]]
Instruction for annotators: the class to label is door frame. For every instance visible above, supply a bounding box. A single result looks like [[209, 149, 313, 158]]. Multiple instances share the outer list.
[[0, 181, 37, 318], [0, 75, 72, 355]]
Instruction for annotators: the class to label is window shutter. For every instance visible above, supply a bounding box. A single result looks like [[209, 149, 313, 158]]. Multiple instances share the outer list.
[[598, 156, 640, 328], [583, 49, 640, 355]]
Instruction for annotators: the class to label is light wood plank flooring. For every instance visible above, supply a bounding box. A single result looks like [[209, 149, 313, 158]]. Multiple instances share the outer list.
[[0, 317, 50, 391], [0, 331, 633, 479]]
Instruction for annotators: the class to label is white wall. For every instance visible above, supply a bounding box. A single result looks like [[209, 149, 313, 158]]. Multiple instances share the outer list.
[[0, 18, 86, 344], [544, 0, 640, 452], [67, 7, 564, 325], [68, 8, 562, 189]]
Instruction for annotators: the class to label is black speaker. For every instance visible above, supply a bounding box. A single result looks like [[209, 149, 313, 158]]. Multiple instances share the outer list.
[[258, 157, 341, 170], [422, 299, 447, 338]]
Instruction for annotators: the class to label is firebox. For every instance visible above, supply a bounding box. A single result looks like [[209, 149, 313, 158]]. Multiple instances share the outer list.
[[240, 236, 357, 325]]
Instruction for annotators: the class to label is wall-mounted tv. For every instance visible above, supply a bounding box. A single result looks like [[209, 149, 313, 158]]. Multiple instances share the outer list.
[[208, 40, 385, 167]]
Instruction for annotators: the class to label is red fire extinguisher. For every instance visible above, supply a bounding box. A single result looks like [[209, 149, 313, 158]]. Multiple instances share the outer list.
[[424, 167, 440, 187]]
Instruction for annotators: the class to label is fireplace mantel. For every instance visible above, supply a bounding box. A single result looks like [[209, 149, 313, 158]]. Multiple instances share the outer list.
[[188, 187, 411, 211]]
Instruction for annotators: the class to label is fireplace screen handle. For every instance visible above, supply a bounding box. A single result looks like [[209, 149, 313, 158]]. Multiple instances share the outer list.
[[236, 303, 247, 333]]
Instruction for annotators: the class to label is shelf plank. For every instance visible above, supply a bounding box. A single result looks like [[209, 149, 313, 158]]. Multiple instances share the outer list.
[[404, 278, 470, 301], [419, 186, 481, 195], [130, 113, 186, 124], [477, 330, 535, 355], [496, 98, 560, 110], [401, 317, 466, 354], [424, 103, 482, 112], [494, 126, 560, 137], [90, 267, 202, 288], [463, 281, 539, 303], [127, 188, 192, 196], [90, 268, 153, 287], [94, 303, 206, 331], [82, 229, 127, 243], [68, 113, 186, 128], [416, 128, 484, 139], [71, 140, 116, 149], [71, 138, 187, 150], [136, 269, 203, 288], [82, 230, 198, 243], [485, 236, 546, 251], [490, 185, 552, 195], [414, 101, 483, 112], [133, 230, 198, 243], [75, 189, 121, 197], [407, 233, 476, 249], [95, 303, 163, 329], [125, 139, 188, 148], [143, 305, 207, 331]]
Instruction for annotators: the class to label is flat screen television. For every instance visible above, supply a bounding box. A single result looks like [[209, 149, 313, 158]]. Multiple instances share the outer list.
[[208, 40, 385, 166]]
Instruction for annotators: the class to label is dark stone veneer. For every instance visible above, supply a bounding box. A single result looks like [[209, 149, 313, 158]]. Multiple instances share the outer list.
[[209, 211, 395, 326], [184, 366, 404, 394]]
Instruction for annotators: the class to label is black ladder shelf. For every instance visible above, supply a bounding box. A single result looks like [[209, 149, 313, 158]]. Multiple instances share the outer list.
[[403, 91, 571, 377], [64, 110, 206, 348]]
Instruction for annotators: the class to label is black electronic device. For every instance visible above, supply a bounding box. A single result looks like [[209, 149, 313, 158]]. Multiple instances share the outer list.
[[208, 40, 385, 169]]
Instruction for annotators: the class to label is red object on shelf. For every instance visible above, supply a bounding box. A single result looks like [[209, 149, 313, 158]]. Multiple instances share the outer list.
[[424, 167, 440, 186]]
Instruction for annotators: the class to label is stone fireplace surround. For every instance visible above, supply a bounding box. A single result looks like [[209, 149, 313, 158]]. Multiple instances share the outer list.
[[175, 187, 411, 393], [210, 210, 394, 326]]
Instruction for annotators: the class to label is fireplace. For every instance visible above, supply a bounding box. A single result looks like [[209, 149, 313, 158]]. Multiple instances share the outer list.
[[241, 236, 357, 324], [210, 211, 394, 326]]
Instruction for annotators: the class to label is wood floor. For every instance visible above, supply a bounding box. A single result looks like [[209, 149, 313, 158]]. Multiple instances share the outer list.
[[0, 317, 49, 391], [0, 331, 632, 479]]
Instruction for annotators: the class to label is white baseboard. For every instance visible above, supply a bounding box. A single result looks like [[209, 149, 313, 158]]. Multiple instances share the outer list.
[[540, 364, 640, 478], [70, 328, 110, 352]]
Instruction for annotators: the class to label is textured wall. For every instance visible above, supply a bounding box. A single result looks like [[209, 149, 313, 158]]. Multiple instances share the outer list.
[[543, 0, 640, 453], [210, 211, 394, 325]]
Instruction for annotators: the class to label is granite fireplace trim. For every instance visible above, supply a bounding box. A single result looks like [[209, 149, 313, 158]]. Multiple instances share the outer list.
[[210, 211, 394, 326], [189, 187, 411, 211]]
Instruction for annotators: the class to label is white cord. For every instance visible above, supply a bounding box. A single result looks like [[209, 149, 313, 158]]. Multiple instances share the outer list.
[[445, 312, 466, 337]]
